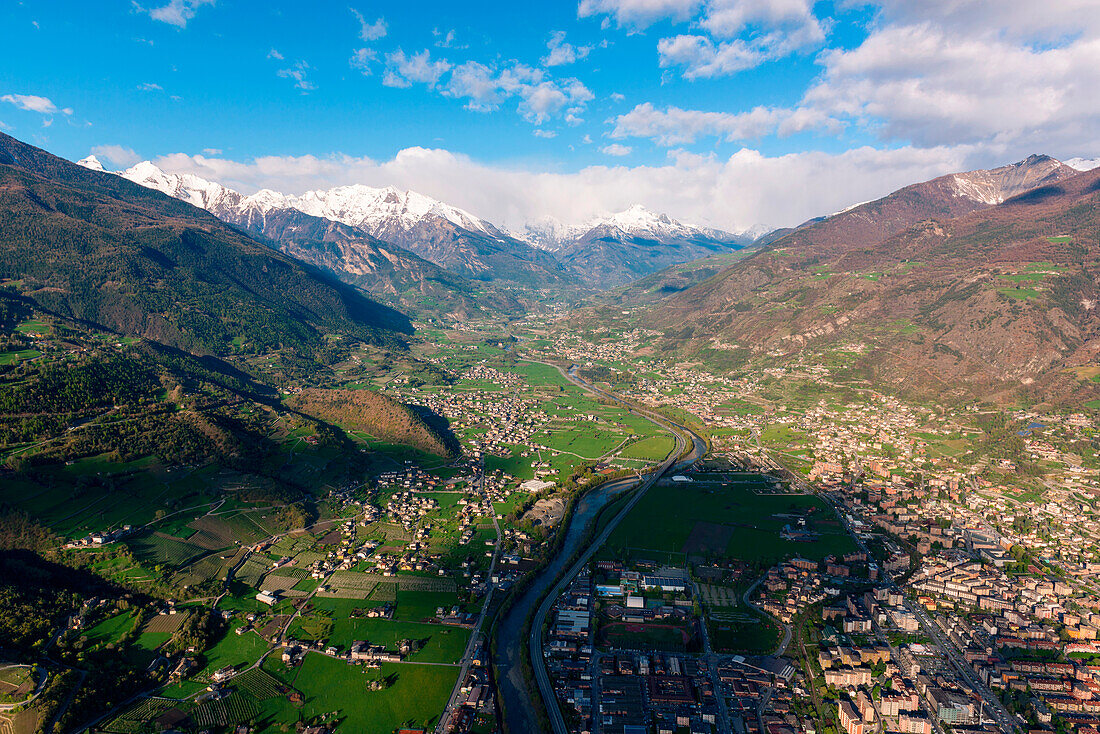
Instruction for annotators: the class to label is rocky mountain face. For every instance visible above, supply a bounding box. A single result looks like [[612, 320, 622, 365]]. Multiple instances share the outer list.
[[595, 157, 1100, 404], [770, 154, 1079, 261], [104, 162, 575, 289], [89, 160, 529, 318], [87, 157, 777, 292]]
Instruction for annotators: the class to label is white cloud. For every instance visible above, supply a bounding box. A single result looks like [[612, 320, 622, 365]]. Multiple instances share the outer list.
[[137, 82, 163, 91], [276, 61, 316, 92], [795, 5, 1100, 156], [202, 147, 222, 155], [267, 48, 284, 60], [533, 129, 558, 139], [350, 48, 377, 75], [615, 1, 1100, 160], [91, 144, 141, 167], [610, 102, 819, 145], [1, 93, 72, 115], [350, 8, 386, 41], [144, 0, 215, 28], [582, 0, 825, 77], [600, 143, 632, 156], [577, 0, 702, 30], [543, 31, 593, 67], [428, 59, 594, 124], [657, 35, 763, 79], [433, 28, 466, 49], [383, 49, 452, 88], [700, 0, 824, 47], [146, 143, 976, 233]]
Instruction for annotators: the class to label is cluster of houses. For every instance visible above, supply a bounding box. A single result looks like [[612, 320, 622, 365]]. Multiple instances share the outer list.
[[69, 524, 133, 548], [543, 563, 745, 734], [408, 364, 547, 461]]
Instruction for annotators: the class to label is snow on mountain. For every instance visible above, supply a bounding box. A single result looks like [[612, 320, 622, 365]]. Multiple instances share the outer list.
[[76, 154, 105, 172], [513, 216, 588, 251], [516, 204, 757, 251], [280, 184, 506, 242], [83, 158, 511, 245], [1066, 157, 1100, 172], [116, 160, 245, 213]]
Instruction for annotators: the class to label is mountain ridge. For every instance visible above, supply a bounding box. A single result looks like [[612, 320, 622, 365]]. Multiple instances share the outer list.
[[0, 132, 410, 357], [642, 160, 1100, 402], [106, 160, 575, 288]]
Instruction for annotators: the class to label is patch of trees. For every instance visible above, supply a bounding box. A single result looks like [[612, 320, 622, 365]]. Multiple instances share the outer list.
[[288, 388, 458, 458], [0, 353, 158, 415]]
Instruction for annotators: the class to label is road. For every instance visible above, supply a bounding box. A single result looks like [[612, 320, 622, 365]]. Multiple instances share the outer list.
[[436, 461, 503, 734], [908, 603, 1020, 733], [493, 358, 705, 734]]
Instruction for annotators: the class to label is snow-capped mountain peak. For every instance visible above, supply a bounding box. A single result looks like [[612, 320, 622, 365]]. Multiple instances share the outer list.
[[585, 204, 743, 243], [286, 183, 502, 240], [77, 154, 105, 172], [514, 204, 757, 251], [118, 160, 242, 212]]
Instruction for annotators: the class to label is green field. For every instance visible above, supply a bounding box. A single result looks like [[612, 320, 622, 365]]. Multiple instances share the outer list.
[[262, 652, 457, 732], [998, 286, 1041, 300], [605, 475, 855, 563], [0, 348, 40, 365], [326, 618, 470, 663], [199, 624, 271, 677], [86, 609, 141, 646], [393, 589, 464, 622], [618, 435, 675, 461], [708, 612, 781, 653]]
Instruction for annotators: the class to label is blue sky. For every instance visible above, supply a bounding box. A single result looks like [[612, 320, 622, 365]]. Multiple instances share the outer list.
[[2, 0, 1098, 231]]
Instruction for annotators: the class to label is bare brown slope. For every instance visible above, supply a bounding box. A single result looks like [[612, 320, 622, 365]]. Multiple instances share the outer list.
[[775, 154, 1077, 260], [645, 165, 1100, 404], [287, 388, 458, 458]]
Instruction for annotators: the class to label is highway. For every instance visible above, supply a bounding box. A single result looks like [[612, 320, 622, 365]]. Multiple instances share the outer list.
[[492, 358, 705, 734]]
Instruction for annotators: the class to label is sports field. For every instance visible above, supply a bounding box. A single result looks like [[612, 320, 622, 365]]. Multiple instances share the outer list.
[[605, 474, 855, 563]]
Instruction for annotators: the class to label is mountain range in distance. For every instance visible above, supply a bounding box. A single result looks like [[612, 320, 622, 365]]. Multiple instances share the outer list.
[[80, 155, 758, 292], [0, 132, 410, 357], [81, 152, 1100, 303]]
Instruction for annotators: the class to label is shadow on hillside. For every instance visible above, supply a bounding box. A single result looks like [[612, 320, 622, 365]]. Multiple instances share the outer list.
[[407, 405, 462, 458]]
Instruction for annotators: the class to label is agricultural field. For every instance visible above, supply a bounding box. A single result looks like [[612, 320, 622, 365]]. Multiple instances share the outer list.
[[0, 666, 35, 702], [196, 623, 271, 680], [86, 610, 142, 647], [260, 653, 458, 733], [618, 435, 675, 461]]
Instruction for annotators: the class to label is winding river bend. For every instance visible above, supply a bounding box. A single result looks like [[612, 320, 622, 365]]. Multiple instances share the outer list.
[[492, 359, 706, 734]]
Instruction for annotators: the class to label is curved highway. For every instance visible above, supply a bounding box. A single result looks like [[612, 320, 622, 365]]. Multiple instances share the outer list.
[[493, 358, 705, 734]]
